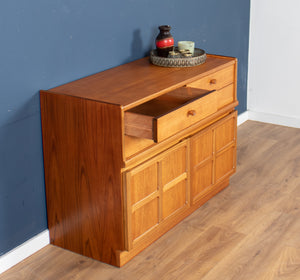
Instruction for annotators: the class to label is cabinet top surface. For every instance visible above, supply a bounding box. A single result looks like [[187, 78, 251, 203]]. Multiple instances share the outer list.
[[44, 54, 236, 110]]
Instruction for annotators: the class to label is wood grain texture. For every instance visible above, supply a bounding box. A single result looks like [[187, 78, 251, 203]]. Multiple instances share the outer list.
[[216, 83, 234, 109], [129, 162, 158, 205], [154, 90, 217, 142], [4, 120, 300, 279], [40, 92, 124, 266], [47, 55, 236, 110], [187, 64, 234, 91]]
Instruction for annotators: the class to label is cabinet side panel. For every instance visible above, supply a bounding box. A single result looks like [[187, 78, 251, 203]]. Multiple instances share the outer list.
[[40, 91, 124, 266]]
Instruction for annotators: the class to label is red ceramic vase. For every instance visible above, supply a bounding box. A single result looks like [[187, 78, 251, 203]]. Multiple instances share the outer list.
[[155, 25, 174, 57]]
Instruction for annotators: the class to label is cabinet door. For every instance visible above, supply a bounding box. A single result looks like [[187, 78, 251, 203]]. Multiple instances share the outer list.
[[190, 128, 214, 204], [161, 143, 189, 220], [190, 112, 236, 203], [215, 114, 236, 182], [127, 160, 159, 244], [125, 141, 189, 247]]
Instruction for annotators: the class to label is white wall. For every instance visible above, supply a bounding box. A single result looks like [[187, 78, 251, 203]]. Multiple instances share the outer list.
[[248, 0, 300, 127]]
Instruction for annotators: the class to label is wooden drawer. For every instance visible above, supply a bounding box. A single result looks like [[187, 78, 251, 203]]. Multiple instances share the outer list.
[[187, 65, 234, 91], [124, 87, 216, 143], [216, 84, 234, 109]]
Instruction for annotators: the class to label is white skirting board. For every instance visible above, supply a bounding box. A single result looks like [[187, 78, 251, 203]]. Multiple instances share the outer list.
[[238, 110, 300, 128], [0, 230, 49, 274], [1, 110, 299, 275], [237, 111, 249, 126], [247, 111, 300, 129]]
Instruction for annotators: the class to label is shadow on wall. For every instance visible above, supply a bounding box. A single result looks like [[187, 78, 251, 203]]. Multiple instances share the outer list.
[[0, 93, 47, 255], [123, 26, 157, 64]]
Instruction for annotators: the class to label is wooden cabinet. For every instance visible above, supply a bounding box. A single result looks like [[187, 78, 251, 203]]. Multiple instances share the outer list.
[[40, 54, 238, 267]]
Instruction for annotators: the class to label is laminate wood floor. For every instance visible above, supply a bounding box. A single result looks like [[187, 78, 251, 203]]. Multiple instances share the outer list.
[[2, 120, 300, 280]]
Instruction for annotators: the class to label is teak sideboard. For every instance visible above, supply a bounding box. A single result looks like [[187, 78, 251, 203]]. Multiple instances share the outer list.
[[40, 54, 238, 267]]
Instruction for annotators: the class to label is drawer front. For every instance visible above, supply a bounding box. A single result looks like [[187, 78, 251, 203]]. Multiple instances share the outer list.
[[216, 84, 234, 109], [187, 65, 234, 91], [155, 91, 217, 142]]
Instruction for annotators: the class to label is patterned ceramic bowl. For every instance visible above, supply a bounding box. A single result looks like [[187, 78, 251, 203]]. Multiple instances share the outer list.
[[150, 48, 206, 68]]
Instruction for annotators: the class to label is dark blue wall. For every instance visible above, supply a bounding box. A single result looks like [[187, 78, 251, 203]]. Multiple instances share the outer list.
[[0, 0, 250, 255]]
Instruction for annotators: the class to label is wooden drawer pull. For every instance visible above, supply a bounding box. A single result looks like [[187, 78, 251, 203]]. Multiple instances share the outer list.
[[210, 79, 217, 85], [187, 110, 196, 117]]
